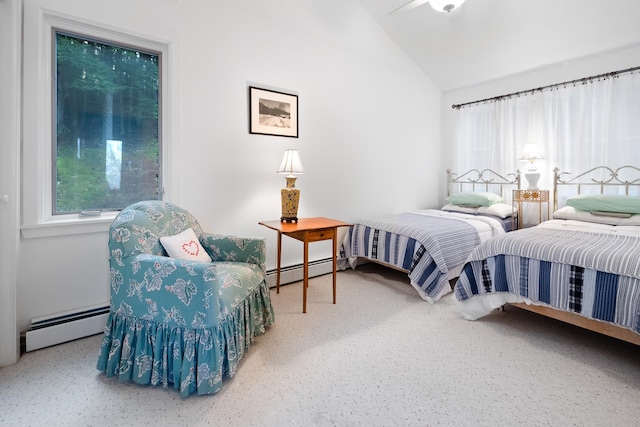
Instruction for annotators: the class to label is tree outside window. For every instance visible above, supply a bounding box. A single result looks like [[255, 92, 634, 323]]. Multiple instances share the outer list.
[[55, 32, 161, 214]]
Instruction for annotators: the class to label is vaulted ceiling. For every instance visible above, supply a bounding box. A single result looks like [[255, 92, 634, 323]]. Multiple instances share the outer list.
[[356, 0, 640, 92]]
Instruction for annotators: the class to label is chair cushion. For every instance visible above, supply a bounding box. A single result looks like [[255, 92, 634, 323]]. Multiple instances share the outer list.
[[160, 227, 212, 262], [215, 262, 266, 306]]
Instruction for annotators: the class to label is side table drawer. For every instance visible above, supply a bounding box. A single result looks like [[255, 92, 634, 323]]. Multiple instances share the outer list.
[[307, 229, 335, 242]]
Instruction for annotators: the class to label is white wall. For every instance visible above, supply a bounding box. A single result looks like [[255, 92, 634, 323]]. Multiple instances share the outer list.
[[440, 44, 640, 203], [15, 0, 441, 338]]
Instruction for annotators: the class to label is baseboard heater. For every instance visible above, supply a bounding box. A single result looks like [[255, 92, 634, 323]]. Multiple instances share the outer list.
[[23, 258, 334, 352], [265, 257, 333, 288], [24, 304, 110, 352]]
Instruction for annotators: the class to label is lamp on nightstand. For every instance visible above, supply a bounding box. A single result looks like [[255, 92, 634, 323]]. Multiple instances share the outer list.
[[277, 149, 305, 223], [520, 143, 544, 190]]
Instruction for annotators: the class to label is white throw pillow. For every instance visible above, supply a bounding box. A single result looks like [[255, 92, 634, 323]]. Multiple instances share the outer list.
[[160, 228, 212, 262], [477, 203, 517, 219], [441, 203, 478, 215], [553, 206, 640, 226], [442, 202, 515, 219]]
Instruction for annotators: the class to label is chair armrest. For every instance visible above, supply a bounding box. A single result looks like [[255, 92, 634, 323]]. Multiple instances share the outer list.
[[109, 254, 221, 328], [200, 233, 266, 272]]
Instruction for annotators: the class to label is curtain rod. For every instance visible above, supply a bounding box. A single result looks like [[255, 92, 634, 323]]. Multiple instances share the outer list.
[[451, 65, 640, 110]]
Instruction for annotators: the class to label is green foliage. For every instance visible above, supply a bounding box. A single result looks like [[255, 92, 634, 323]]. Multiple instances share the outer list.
[[56, 141, 159, 213], [55, 32, 161, 213], [56, 145, 110, 212], [56, 33, 159, 119]]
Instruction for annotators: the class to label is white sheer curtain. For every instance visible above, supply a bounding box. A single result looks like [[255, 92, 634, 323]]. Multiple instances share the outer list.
[[454, 70, 640, 204]]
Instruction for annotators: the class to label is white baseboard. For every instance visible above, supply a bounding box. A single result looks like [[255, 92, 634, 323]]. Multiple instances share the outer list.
[[25, 305, 109, 352], [23, 259, 334, 352]]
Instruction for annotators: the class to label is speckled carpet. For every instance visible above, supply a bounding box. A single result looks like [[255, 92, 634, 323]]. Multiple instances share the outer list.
[[2, 263, 640, 426]]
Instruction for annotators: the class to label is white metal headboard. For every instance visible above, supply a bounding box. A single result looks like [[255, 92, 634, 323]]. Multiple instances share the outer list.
[[447, 168, 521, 202], [554, 165, 640, 211]]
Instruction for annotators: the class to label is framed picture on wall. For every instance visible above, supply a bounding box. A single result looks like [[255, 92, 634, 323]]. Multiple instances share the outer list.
[[249, 86, 298, 138]]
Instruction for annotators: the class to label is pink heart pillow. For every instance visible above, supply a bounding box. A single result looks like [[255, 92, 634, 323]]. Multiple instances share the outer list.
[[160, 228, 212, 262]]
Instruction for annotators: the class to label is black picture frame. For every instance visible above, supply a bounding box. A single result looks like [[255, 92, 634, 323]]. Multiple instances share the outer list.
[[249, 86, 298, 138]]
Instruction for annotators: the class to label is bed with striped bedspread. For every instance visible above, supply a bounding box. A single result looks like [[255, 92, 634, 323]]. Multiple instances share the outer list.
[[455, 220, 640, 334], [340, 209, 506, 303]]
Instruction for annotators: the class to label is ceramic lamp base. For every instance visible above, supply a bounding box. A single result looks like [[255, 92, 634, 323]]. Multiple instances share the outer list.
[[281, 177, 300, 223], [525, 171, 540, 190]]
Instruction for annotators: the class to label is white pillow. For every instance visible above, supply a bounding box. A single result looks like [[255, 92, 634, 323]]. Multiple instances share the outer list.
[[442, 202, 515, 219], [160, 228, 212, 262], [553, 206, 640, 226], [441, 203, 478, 215], [477, 203, 517, 219]]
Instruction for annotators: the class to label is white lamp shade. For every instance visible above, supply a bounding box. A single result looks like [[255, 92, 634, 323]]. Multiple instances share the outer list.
[[520, 143, 544, 162], [429, 0, 466, 13], [277, 149, 305, 176]]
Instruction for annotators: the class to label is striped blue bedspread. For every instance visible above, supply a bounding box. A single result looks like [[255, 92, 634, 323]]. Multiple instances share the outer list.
[[341, 210, 503, 302], [455, 221, 640, 334]]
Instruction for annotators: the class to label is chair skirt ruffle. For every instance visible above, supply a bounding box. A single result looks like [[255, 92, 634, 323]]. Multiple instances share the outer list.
[[96, 281, 274, 397]]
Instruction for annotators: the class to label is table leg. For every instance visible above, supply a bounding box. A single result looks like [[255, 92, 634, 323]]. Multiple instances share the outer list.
[[539, 203, 542, 224], [276, 231, 282, 294], [303, 232, 309, 313], [332, 228, 337, 305]]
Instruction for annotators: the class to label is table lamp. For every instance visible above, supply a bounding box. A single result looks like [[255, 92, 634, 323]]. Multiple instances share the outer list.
[[520, 143, 544, 189], [277, 149, 305, 222]]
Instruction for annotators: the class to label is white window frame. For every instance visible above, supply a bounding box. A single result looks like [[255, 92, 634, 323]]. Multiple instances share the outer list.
[[21, 9, 174, 238]]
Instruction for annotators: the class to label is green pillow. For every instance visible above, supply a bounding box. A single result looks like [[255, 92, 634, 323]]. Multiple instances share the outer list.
[[446, 191, 503, 207], [565, 194, 640, 214]]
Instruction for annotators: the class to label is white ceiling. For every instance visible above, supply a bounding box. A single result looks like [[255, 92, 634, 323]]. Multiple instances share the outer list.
[[356, 0, 640, 92]]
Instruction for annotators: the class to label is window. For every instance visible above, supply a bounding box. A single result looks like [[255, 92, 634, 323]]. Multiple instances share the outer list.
[[453, 71, 640, 193], [54, 31, 161, 214], [21, 11, 172, 238]]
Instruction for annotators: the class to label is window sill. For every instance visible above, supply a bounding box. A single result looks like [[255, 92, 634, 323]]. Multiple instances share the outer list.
[[21, 215, 115, 239]]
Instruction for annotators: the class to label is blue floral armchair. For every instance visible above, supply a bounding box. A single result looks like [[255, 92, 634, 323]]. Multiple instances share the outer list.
[[96, 200, 275, 397]]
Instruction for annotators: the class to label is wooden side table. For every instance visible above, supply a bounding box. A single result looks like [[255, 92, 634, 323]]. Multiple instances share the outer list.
[[512, 189, 550, 229], [259, 217, 351, 313]]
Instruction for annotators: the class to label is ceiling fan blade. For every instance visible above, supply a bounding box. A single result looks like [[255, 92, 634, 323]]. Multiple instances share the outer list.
[[388, 0, 430, 16]]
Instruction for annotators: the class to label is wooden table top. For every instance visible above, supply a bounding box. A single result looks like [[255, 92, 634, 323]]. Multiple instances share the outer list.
[[259, 217, 351, 233]]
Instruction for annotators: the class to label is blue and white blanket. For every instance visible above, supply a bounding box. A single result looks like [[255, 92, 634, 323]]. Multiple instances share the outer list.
[[455, 220, 640, 334], [341, 209, 505, 302]]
